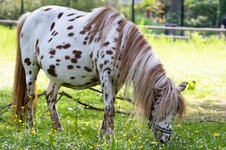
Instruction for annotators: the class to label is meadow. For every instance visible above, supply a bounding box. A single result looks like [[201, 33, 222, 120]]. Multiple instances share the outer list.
[[0, 25, 225, 149]]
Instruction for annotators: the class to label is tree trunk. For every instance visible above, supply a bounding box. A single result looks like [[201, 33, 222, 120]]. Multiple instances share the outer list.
[[219, 0, 226, 26]]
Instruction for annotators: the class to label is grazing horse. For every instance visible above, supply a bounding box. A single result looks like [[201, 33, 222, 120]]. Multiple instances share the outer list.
[[12, 6, 187, 143]]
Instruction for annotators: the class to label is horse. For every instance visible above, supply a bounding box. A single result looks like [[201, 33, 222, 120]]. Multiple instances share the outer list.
[[12, 5, 187, 143]]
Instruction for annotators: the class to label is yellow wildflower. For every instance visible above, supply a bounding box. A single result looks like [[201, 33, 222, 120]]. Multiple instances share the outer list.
[[222, 119, 224, 122], [54, 130, 57, 132], [19, 120, 22, 123], [15, 115, 18, 118], [52, 121, 55, 123], [152, 141, 158, 144], [214, 132, 219, 137], [90, 146, 93, 149], [200, 145, 203, 148], [104, 142, 106, 145], [86, 106, 89, 108], [137, 124, 140, 127], [130, 141, 132, 144], [140, 145, 143, 149], [51, 128, 53, 131], [0, 136, 3, 138], [21, 106, 24, 109], [195, 130, 198, 133], [77, 129, 80, 132], [13, 105, 16, 107], [177, 124, 180, 127], [48, 112, 50, 115], [79, 134, 82, 136], [53, 142, 56, 145]]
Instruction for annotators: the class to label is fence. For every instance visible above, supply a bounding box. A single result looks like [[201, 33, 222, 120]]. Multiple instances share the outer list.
[[1, 19, 226, 39]]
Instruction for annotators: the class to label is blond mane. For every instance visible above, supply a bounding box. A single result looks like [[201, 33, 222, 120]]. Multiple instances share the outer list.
[[85, 7, 186, 121]]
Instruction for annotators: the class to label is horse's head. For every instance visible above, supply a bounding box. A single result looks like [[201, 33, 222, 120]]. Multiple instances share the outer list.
[[149, 82, 188, 144]]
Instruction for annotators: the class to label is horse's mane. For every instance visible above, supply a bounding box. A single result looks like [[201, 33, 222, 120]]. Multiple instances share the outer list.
[[85, 7, 186, 122]]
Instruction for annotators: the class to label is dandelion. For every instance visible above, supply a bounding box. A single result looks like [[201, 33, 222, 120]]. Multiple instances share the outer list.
[[214, 132, 219, 137], [54, 130, 57, 132], [140, 145, 143, 149], [53, 142, 56, 145], [21, 106, 24, 109], [79, 134, 82, 136], [128, 139, 131, 142], [22, 123, 25, 126], [2, 124, 5, 127], [89, 146, 93, 149], [48, 112, 50, 115], [200, 145, 203, 148], [177, 124, 180, 127], [52, 121, 55, 123], [222, 119, 224, 122], [15, 115, 18, 118], [31, 130, 37, 135], [130, 141, 132, 144], [0, 136, 3, 138], [219, 146, 222, 149], [152, 141, 158, 144], [137, 124, 140, 127], [133, 136, 137, 138], [77, 129, 80, 132], [104, 142, 106, 145], [51, 128, 53, 131], [195, 130, 198, 133], [86, 106, 89, 108], [13, 105, 16, 107], [19, 120, 22, 123]]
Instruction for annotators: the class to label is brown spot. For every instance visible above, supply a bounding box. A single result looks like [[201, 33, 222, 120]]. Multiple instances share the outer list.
[[35, 39, 40, 55], [67, 65, 74, 69], [81, 76, 86, 78], [56, 45, 63, 49], [84, 36, 89, 40], [100, 64, 103, 69], [24, 58, 31, 66], [112, 47, 116, 50], [56, 59, 61, 62], [106, 50, 113, 55], [72, 50, 82, 59], [97, 37, 101, 42], [48, 38, 53, 43], [67, 26, 73, 30], [101, 54, 105, 59], [83, 41, 87, 45], [41, 55, 44, 59], [63, 44, 71, 49], [90, 52, 93, 59], [29, 82, 32, 86], [103, 42, 110, 47], [29, 71, 32, 74], [50, 56, 54, 58], [47, 65, 57, 77], [75, 15, 84, 18], [71, 58, 77, 63], [56, 63, 59, 66], [53, 32, 58, 36], [67, 13, 75, 16], [65, 56, 70, 60], [51, 31, 56, 36], [21, 32, 23, 38], [70, 77, 75, 80], [105, 93, 109, 100], [104, 60, 109, 65], [76, 65, 81, 68], [43, 8, 52, 11], [68, 18, 75, 21], [49, 49, 56, 55], [50, 22, 55, 31], [84, 66, 92, 72], [58, 12, 63, 19], [86, 26, 91, 31], [68, 33, 74, 37], [80, 30, 86, 34]]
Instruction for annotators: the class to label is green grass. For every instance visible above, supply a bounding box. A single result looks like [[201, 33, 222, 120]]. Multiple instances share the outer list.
[[0, 25, 225, 149]]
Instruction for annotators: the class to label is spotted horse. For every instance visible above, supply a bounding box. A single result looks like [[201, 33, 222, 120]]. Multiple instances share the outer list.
[[12, 5, 188, 143]]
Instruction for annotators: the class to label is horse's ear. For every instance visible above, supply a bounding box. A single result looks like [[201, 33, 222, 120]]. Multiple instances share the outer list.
[[178, 82, 188, 92]]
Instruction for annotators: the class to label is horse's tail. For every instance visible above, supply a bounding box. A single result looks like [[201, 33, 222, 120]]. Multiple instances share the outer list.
[[12, 13, 31, 118]]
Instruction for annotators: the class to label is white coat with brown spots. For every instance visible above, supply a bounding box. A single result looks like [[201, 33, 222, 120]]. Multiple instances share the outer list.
[[13, 5, 187, 143]]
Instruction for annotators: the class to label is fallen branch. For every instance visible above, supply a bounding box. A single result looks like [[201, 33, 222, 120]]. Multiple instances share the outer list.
[[59, 91, 130, 115], [0, 103, 12, 116]]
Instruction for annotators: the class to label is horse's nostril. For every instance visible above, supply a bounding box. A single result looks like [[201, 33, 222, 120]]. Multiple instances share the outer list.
[[159, 138, 165, 144]]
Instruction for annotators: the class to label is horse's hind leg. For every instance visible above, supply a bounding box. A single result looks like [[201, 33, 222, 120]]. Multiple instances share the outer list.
[[24, 64, 40, 128], [45, 81, 61, 130]]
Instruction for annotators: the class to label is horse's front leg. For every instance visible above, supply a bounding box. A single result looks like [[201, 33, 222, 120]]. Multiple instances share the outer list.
[[99, 70, 116, 140], [45, 81, 61, 131]]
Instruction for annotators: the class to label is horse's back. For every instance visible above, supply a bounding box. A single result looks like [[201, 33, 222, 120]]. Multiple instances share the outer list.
[[20, 6, 99, 88]]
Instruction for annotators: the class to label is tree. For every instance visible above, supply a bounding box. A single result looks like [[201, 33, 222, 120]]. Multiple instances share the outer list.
[[219, 0, 226, 26]]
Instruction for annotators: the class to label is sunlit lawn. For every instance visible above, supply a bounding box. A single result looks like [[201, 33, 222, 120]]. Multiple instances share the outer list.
[[0, 25, 225, 149]]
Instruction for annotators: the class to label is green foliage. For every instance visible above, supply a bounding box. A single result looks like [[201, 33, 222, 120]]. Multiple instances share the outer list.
[[0, 26, 225, 149], [184, 0, 219, 27]]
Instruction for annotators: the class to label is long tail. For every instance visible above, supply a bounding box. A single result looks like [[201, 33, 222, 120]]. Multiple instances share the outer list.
[[12, 13, 35, 119]]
